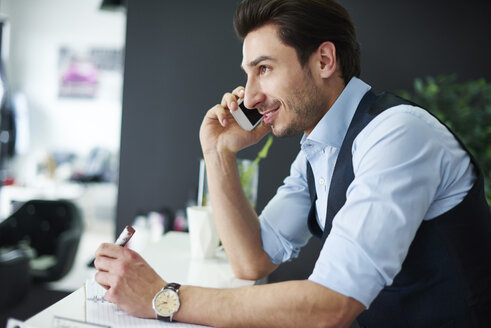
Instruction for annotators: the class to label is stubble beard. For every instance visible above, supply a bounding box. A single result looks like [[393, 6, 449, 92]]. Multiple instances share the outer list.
[[269, 69, 329, 138]]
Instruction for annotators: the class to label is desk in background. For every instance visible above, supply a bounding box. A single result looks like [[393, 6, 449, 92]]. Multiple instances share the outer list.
[[26, 232, 254, 327]]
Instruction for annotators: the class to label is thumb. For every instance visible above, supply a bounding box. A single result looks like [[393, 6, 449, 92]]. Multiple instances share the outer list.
[[253, 121, 272, 139]]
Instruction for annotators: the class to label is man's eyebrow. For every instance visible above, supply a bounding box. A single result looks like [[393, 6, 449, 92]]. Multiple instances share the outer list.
[[241, 55, 275, 71]]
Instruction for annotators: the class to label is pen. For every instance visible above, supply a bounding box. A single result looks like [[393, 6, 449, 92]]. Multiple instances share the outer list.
[[88, 225, 136, 268]]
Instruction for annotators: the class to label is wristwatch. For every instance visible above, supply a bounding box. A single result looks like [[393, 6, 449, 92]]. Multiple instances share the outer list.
[[152, 283, 181, 322]]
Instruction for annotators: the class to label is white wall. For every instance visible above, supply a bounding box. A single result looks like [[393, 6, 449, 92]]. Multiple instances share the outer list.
[[0, 0, 126, 184]]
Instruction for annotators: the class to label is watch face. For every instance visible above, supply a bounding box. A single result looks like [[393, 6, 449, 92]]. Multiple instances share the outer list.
[[154, 289, 180, 316]]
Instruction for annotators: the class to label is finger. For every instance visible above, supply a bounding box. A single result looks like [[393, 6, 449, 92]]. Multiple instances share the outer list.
[[232, 86, 245, 99], [249, 122, 271, 142], [220, 92, 233, 107], [93, 254, 114, 272], [95, 243, 123, 259], [209, 104, 231, 127], [220, 92, 239, 111], [95, 270, 113, 290], [230, 87, 246, 112], [230, 87, 246, 111]]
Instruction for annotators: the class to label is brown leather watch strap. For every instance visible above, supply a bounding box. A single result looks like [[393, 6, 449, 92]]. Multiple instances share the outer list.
[[166, 282, 181, 292]]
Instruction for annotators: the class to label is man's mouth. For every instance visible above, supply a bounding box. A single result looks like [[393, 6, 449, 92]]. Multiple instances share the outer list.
[[260, 106, 280, 124]]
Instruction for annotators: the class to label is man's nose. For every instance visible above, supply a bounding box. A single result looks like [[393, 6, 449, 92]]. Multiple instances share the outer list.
[[243, 79, 265, 110]]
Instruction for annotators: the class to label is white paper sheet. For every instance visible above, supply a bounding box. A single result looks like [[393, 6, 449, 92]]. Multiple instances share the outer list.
[[85, 279, 211, 328]]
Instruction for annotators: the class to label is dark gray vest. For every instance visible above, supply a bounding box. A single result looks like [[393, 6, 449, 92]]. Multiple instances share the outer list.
[[307, 90, 491, 327]]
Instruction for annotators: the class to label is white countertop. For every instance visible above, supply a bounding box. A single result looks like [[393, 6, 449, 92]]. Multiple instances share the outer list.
[[26, 231, 254, 327]]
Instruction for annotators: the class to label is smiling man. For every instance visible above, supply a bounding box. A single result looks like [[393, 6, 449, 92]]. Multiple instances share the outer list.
[[94, 0, 491, 327], [240, 25, 334, 138]]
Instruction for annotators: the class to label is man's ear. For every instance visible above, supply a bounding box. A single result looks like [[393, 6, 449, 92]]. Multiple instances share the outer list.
[[316, 41, 337, 79]]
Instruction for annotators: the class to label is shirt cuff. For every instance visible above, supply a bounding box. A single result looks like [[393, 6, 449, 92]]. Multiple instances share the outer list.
[[260, 216, 301, 265], [308, 232, 386, 308]]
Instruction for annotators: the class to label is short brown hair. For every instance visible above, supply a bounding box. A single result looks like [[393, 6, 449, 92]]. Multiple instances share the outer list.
[[234, 0, 361, 84]]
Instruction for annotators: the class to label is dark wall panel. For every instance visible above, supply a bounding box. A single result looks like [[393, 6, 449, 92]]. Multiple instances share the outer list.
[[341, 0, 491, 92], [117, 0, 491, 238], [116, 0, 301, 235]]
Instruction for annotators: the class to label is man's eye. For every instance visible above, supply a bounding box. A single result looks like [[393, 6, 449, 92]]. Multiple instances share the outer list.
[[259, 66, 270, 74]]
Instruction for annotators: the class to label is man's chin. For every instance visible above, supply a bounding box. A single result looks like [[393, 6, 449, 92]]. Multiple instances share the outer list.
[[271, 124, 302, 138]]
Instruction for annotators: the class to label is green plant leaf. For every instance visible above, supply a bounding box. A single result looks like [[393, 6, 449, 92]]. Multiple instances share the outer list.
[[397, 75, 491, 205], [239, 135, 274, 204]]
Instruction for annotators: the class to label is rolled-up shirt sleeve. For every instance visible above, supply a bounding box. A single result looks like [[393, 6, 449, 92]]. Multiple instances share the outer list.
[[309, 106, 474, 308], [259, 151, 312, 264]]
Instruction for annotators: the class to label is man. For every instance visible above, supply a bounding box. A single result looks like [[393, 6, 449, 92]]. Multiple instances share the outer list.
[[94, 0, 491, 327]]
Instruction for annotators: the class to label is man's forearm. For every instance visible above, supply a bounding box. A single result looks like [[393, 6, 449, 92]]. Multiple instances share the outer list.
[[174, 280, 364, 328], [204, 151, 276, 279]]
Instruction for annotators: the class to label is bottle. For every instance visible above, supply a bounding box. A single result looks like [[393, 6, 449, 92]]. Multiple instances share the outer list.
[[173, 209, 188, 232], [127, 211, 149, 252], [148, 211, 164, 242]]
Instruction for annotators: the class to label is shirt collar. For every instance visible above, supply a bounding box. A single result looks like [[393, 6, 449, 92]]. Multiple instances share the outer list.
[[300, 77, 372, 148]]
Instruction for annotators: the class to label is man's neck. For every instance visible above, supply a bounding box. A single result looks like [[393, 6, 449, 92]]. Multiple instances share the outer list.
[[303, 76, 346, 136]]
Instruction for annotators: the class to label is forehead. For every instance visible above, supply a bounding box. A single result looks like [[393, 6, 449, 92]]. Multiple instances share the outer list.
[[241, 24, 298, 69]]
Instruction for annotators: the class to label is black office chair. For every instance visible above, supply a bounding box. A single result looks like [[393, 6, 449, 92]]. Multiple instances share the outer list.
[[0, 248, 30, 309], [0, 199, 83, 283]]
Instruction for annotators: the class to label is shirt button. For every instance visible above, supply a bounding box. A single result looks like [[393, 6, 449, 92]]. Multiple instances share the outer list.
[[319, 178, 326, 185]]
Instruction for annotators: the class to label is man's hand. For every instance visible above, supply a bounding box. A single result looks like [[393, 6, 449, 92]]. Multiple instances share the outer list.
[[199, 86, 270, 157], [94, 243, 166, 318]]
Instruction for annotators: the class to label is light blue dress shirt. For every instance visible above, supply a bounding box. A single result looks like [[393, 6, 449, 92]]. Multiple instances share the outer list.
[[259, 77, 475, 308]]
